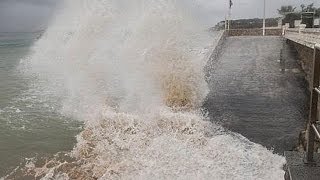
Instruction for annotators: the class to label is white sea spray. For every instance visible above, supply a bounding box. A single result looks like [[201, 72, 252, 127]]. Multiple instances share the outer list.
[[14, 0, 286, 179]]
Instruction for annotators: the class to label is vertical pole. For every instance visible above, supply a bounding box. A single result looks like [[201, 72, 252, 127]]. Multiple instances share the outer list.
[[262, 0, 266, 36], [280, 39, 285, 73], [228, 8, 231, 31], [225, 16, 227, 30], [313, 11, 315, 28], [227, 0, 231, 31], [306, 44, 320, 163]]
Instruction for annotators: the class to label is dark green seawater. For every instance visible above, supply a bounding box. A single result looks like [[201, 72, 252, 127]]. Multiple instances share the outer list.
[[0, 33, 81, 177]]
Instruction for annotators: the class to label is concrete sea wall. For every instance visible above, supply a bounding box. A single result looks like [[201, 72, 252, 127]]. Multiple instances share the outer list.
[[287, 40, 314, 89], [204, 30, 227, 79], [210, 30, 227, 60], [228, 28, 282, 36]]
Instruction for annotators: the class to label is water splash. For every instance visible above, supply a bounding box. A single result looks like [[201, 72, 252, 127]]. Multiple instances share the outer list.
[[14, 0, 285, 179]]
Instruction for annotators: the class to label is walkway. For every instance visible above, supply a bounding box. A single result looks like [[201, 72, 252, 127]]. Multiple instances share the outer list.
[[204, 36, 309, 154]]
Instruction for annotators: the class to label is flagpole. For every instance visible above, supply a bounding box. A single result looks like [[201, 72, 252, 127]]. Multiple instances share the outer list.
[[263, 0, 266, 36], [228, 0, 232, 31], [227, 0, 229, 31]]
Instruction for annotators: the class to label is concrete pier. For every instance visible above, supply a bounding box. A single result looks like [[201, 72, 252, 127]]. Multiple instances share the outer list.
[[204, 36, 308, 153], [203, 30, 320, 178]]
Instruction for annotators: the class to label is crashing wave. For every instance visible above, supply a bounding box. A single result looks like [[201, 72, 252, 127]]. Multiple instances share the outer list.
[[8, 0, 286, 179]]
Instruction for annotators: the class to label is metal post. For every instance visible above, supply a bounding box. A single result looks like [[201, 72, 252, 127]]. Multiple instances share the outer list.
[[227, 0, 232, 31], [262, 0, 266, 36], [225, 16, 227, 30], [306, 44, 320, 163], [228, 8, 231, 31]]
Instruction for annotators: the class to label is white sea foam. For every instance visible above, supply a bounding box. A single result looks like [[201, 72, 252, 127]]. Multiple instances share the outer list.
[[18, 0, 285, 179]]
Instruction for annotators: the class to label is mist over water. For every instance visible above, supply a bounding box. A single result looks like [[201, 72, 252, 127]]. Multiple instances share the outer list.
[[11, 0, 285, 179]]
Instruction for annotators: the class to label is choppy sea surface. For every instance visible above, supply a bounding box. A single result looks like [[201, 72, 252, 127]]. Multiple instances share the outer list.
[[0, 32, 81, 176]]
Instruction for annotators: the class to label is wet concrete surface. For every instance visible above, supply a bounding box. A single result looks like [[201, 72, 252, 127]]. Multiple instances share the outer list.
[[204, 36, 309, 154], [284, 151, 320, 180]]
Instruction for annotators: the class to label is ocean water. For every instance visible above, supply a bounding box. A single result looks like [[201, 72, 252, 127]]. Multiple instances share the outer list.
[[0, 33, 81, 176], [2, 1, 285, 179]]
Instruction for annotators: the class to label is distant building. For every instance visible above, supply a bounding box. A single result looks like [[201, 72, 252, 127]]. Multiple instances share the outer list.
[[301, 12, 315, 28], [282, 12, 318, 28], [282, 12, 301, 28]]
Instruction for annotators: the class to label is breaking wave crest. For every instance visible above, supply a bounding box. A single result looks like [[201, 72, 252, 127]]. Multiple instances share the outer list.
[[11, 0, 285, 179]]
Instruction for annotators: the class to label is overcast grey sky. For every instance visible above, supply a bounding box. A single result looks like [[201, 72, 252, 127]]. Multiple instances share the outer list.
[[0, 0, 319, 32], [0, 0, 60, 32], [199, 0, 320, 25]]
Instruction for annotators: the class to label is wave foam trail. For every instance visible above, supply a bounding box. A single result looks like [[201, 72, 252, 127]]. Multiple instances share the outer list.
[[16, 0, 285, 179]]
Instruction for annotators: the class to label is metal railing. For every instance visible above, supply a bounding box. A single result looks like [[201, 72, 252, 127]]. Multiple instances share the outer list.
[[306, 43, 320, 163]]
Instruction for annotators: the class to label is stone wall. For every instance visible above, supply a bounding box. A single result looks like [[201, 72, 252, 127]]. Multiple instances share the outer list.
[[287, 40, 314, 89], [228, 28, 282, 36], [287, 40, 320, 152]]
